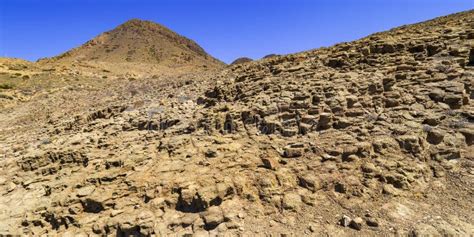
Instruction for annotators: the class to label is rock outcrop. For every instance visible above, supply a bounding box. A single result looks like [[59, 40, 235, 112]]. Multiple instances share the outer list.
[[0, 10, 473, 236]]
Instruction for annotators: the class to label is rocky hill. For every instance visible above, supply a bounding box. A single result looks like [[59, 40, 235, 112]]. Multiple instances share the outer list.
[[230, 57, 253, 65], [0, 10, 473, 236], [38, 19, 224, 77]]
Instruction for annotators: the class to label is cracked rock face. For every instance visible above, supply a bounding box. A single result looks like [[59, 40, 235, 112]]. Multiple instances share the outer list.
[[0, 10, 474, 236]]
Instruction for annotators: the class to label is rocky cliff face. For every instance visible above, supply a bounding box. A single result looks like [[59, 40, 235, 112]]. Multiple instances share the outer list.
[[0, 10, 473, 236]]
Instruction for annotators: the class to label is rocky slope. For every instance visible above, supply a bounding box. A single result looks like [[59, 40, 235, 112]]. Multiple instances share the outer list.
[[0, 10, 473, 236], [38, 19, 224, 77]]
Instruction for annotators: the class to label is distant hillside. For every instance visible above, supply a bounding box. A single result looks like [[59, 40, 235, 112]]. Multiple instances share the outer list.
[[39, 19, 224, 76]]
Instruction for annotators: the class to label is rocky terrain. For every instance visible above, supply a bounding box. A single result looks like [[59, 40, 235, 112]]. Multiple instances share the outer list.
[[0, 10, 473, 236]]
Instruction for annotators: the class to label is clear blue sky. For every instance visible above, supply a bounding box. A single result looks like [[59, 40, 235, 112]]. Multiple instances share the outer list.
[[0, 0, 472, 64]]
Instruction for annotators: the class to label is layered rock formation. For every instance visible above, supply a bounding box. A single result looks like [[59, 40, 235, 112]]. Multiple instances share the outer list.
[[0, 10, 473, 236]]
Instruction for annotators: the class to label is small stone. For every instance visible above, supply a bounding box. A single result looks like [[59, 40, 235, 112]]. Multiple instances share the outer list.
[[382, 77, 396, 91], [217, 222, 228, 232], [428, 88, 445, 102], [181, 213, 199, 227], [423, 117, 440, 126], [283, 147, 303, 158], [469, 48, 474, 65], [225, 220, 241, 229], [444, 94, 463, 109], [339, 215, 352, 227], [430, 147, 461, 161], [342, 145, 358, 156], [68, 204, 82, 215], [333, 118, 351, 129], [366, 218, 379, 227], [82, 198, 104, 213], [459, 128, 473, 146], [343, 154, 359, 162], [282, 193, 302, 211], [201, 206, 224, 229], [361, 163, 377, 173], [281, 128, 298, 137], [110, 209, 124, 217], [317, 113, 333, 130], [193, 215, 206, 229], [321, 154, 337, 162], [433, 167, 445, 178], [298, 175, 321, 192], [76, 186, 95, 197], [398, 135, 423, 154], [205, 149, 218, 158], [382, 184, 400, 196], [269, 220, 279, 227], [334, 182, 347, 194], [149, 197, 166, 210], [261, 157, 279, 170], [350, 217, 363, 230], [6, 182, 16, 193], [427, 129, 444, 145], [0, 177, 6, 186], [92, 224, 102, 234]]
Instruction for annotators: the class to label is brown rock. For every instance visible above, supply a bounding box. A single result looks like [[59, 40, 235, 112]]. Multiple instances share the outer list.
[[261, 157, 279, 170], [350, 217, 364, 230], [427, 129, 445, 144], [283, 147, 303, 158], [282, 193, 302, 211], [201, 206, 225, 229]]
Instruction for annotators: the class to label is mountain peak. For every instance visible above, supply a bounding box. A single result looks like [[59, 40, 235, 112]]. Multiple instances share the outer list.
[[42, 19, 224, 74], [117, 18, 166, 31], [123, 18, 147, 24]]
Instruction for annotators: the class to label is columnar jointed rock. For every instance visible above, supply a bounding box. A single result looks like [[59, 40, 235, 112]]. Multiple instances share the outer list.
[[0, 10, 473, 237]]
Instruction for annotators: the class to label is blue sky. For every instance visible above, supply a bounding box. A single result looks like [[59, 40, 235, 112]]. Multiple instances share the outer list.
[[0, 0, 472, 64]]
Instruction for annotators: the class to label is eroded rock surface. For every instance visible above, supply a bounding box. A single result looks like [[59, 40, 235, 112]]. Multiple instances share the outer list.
[[0, 10, 473, 236]]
